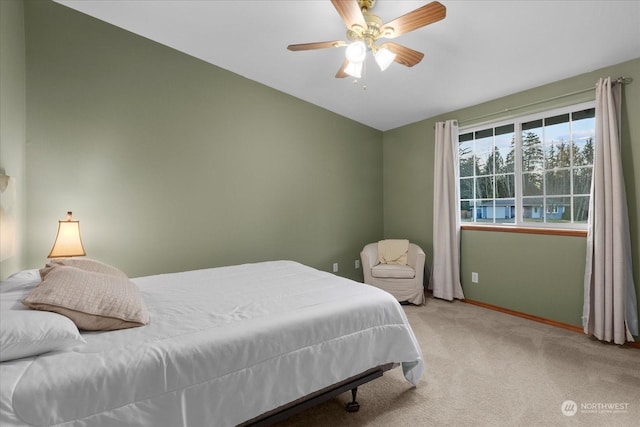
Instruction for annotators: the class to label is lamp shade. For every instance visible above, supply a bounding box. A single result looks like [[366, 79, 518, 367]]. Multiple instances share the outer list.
[[48, 212, 86, 258], [374, 47, 396, 71], [345, 41, 366, 64], [344, 61, 363, 78]]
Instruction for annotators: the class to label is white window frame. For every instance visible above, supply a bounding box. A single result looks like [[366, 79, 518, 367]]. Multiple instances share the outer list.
[[458, 101, 596, 230]]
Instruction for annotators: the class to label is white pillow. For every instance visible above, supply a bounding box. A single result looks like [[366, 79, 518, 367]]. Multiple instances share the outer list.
[[0, 310, 86, 362], [1, 269, 41, 294]]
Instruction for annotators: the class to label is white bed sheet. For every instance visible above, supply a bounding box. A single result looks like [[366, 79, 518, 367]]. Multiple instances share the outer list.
[[0, 261, 423, 427]]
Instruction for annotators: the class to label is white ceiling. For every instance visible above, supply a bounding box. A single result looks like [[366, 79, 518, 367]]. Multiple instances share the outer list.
[[55, 0, 640, 131]]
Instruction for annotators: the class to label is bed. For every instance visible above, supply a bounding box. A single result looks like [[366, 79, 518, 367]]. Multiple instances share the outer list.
[[0, 260, 424, 426]]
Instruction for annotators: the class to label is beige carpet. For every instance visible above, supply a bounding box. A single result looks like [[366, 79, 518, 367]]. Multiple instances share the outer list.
[[277, 297, 640, 426]]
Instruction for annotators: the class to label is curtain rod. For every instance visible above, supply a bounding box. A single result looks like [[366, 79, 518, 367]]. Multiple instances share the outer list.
[[457, 76, 632, 127]]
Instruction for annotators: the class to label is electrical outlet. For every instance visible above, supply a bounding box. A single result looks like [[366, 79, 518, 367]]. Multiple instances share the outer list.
[[333, 263, 339, 273], [355, 260, 360, 269], [472, 272, 479, 283]]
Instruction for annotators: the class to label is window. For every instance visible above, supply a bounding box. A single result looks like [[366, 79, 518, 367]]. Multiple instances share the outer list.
[[459, 102, 595, 228]]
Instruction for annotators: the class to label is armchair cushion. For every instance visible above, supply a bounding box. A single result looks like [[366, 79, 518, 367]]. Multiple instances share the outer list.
[[371, 264, 416, 279]]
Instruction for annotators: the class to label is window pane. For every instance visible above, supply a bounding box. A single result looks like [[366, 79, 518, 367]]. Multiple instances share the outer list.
[[495, 126, 514, 150], [476, 151, 493, 175], [490, 123, 513, 174], [547, 197, 571, 222], [573, 167, 592, 195], [495, 174, 514, 198], [475, 131, 493, 156], [523, 172, 543, 196], [545, 114, 571, 169], [460, 178, 474, 199], [573, 137, 594, 166], [572, 108, 595, 121], [573, 196, 590, 223], [522, 119, 542, 131], [572, 111, 595, 166], [495, 124, 514, 137], [491, 149, 507, 174], [522, 129, 543, 172], [459, 132, 473, 142], [459, 136, 473, 157], [498, 199, 515, 223], [475, 128, 493, 140], [475, 199, 494, 223], [523, 197, 544, 222], [496, 148, 513, 173], [460, 154, 475, 177], [545, 113, 569, 127], [460, 200, 474, 222], [546, 170, 570, 195], [476, 176, 493, 199], [546, 140, 571, 168]]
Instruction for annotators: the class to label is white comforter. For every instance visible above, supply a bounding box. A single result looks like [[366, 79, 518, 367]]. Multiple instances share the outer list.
[[0, 261, 423, 426]]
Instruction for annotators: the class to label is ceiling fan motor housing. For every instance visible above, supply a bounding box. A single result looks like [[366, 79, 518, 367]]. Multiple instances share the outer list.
[[347, 11, 383, 50]]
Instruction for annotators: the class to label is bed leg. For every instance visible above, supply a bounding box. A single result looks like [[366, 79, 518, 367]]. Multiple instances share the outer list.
[[345, 387, 360, 412]]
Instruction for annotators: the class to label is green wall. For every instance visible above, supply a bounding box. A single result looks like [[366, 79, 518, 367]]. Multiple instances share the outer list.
[[21, 0, 383, 279], [5, 0, 639, 333], [0, 0, 27, 279], [383, 57, 640, 329]]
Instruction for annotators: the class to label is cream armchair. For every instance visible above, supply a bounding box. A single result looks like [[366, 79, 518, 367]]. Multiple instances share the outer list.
[[360, 242, 426, 305]]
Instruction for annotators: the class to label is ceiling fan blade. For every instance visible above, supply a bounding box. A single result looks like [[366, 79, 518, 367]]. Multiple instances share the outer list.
[[380, 1, 446, 39], [331, 0, 367, 30], [335, 59, 350, 78], [287, 41, 346, 51], [382, 42, 425, 67]]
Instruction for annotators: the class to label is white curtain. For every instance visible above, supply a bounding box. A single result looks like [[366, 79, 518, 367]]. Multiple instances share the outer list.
[[431, 120, 465, 301], [583, 77, 639, 344]]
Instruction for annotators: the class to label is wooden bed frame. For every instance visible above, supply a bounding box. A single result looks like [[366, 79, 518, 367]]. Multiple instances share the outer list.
[[240, 363, 395, 426]]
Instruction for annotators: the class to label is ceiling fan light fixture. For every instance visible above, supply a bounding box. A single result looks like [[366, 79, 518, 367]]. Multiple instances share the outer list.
[[287, 0, 447, 78], [344, 61, 363, 78], [374, 46, 396, 71], [345, 40, 367, 64]]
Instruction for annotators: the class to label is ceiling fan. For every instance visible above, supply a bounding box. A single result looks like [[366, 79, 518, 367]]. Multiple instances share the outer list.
[[287, 0, 446, 78]]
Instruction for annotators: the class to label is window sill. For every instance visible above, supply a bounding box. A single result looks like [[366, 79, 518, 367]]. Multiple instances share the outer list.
[[460, 224, 587, 237]]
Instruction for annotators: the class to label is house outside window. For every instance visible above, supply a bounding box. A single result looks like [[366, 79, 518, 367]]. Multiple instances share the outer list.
[[458, 102, 595, 228]]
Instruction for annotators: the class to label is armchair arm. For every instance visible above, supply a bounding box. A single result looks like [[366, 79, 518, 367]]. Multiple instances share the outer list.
[[360, 243, 379, 271], [407, 244, 426, 273]]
